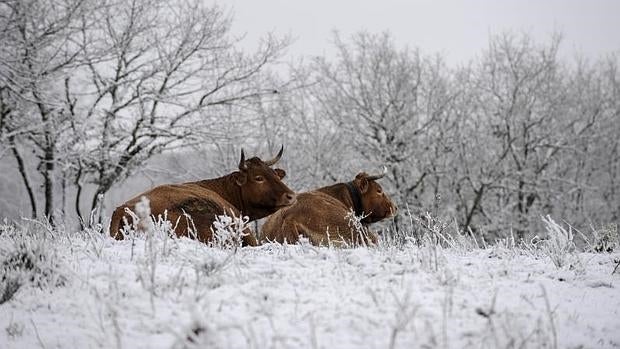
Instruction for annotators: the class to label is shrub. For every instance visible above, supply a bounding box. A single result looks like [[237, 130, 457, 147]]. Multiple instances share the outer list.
[[540, 215, 579, 269], [592, 223, 618, 253]]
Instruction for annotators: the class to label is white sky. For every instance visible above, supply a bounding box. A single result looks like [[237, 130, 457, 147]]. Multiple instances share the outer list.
[[222, 0, 620, 66]]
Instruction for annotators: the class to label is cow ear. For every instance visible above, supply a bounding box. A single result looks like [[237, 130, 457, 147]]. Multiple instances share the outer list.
[[274, 168, 286, 179], [233, 171, 247, 186], [355, 172, 370, 193], [359, 177, 369, 193]]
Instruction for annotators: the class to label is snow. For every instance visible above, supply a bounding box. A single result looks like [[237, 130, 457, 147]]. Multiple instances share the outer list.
[[1, 228, 620, 349]]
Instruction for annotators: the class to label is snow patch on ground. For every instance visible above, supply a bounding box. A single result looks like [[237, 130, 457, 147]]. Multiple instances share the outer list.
[[1, 230, 619, 348]]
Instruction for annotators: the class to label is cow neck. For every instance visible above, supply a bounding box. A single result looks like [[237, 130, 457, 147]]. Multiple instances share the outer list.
[[319, 183, 364, 217], [195, 175, 247, 218], [234, 179, 247, 217], [344, 182, 364, 217]]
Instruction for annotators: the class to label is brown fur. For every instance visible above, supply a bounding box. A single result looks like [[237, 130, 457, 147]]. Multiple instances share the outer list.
[[261, 172, 397, 246], [109, 155, 296, 246]]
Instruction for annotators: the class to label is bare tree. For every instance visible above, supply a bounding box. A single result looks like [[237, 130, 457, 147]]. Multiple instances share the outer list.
[[250, 64, 352, 191], [66, 0, 288, 223], [311, 32, 457, 229], [0, 0, 91, 222], [460, 32, 609, 238], [597, 56, 620, 222], [554, 56, 620, 227]]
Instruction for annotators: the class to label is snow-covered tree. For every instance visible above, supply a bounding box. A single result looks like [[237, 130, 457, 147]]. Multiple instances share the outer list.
[[1, 0, 289, 224], [311, 32, 457, 229], [0, 0, 92, 221]]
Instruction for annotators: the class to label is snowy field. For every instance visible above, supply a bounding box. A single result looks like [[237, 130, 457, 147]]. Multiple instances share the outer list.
[[1, 219, 619, 349]]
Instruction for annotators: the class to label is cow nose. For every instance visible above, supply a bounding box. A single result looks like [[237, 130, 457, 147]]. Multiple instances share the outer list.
[[390, 204, 398, 217], [285, 193, 296, 204]]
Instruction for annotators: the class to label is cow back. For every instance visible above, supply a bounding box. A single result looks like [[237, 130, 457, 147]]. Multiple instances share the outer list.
[[261, 191, 377, 246], [110, 183, 257, 245]]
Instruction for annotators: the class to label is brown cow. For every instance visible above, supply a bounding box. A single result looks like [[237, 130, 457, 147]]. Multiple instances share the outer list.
[[109, 147, 296, 246], [260, 168, 397, 246]]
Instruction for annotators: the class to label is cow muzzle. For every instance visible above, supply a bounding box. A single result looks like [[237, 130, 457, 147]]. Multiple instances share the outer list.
[[278, 192, 297, 207], [388, 203, 398, 218]]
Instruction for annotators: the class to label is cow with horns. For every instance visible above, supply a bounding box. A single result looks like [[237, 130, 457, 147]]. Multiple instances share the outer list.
[[260, 168, 397, 246], [109, 147, 296, 246]]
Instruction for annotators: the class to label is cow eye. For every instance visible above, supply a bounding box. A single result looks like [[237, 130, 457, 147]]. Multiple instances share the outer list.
[[254, 176, 264, 182], [377, 187, 383, 194]]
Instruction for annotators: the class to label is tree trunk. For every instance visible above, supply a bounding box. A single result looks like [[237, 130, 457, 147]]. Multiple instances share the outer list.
[[464, 185, 485, 231], [516, 179, 526, 240], [73, 162, 85, 226], [61, 170, 67, 225], [43, 143, 55, 225], [90, 186, 107, 225], [9, 136, 38, 219]]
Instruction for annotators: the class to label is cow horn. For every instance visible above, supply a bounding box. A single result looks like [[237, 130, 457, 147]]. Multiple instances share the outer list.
[[366, 166, 387, 181], [263, 145, 284, 166], [238, 148, 248, 171]]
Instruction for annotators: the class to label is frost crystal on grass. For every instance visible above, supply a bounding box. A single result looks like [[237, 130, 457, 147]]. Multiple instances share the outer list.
[[345, 210, 365, 235], [541, 215, 579, 269], [211, 212, 250, 249], [345, 209, 375, 246], [135, 196, 154, 233], [0, 223, 67, 307]]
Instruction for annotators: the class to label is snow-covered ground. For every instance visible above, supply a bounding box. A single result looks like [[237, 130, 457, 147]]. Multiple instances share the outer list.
[[1, 220, 619, 349]]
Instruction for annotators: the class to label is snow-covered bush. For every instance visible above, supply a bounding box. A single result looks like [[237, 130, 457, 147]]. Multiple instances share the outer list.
[[383, 210, 477, 253], [0, 220, 66, 305], [591, 223, 618, 253]]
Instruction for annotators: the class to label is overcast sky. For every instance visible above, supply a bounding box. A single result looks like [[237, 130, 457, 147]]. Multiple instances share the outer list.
[[224, 0, 620, 66]]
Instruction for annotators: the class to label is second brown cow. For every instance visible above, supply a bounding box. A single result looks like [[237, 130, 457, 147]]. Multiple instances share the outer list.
[[261, 168, 397, 246]]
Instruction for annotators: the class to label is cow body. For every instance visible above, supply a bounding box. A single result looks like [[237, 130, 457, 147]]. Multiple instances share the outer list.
[[109, 148, 296, 246], [261, 171, 397, 246]]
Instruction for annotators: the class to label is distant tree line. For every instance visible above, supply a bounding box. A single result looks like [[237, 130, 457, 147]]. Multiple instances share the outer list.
[[1, 0, 618, 239], [272, 32, 619, 239]]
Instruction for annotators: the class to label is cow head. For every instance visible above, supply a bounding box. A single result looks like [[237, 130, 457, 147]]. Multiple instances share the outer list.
[[233, 146, 297, 220], [352, 167, 398, 223]]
